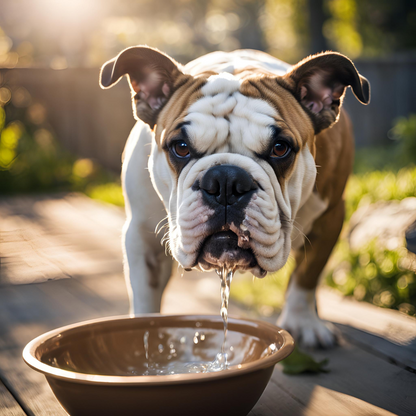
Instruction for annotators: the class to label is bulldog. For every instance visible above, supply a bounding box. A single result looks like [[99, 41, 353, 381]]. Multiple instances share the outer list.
[[100, 47, 370, 348]]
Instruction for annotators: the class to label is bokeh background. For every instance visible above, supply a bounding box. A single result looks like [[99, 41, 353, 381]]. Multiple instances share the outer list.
[[0, 0, 416, 317]]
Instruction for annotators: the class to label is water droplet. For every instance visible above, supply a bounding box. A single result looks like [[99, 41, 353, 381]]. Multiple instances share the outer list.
[[268, 343, 277, 354], [180, 336, 186, 344], [158, 344, 164, 353]]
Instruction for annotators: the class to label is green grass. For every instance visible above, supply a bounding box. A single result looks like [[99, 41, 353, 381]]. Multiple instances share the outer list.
[[325, 240, 416, 316], [86, 182, 124, 207], [345, 165, 416, 220], [231, 259, 294, 315]]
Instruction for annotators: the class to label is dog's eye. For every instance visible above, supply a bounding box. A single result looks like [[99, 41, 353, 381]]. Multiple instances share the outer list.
[[172, 141, 190, 158], [271, 141, 291, 158]]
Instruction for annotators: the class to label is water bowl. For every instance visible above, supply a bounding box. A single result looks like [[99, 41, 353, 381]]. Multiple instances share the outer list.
[[23, 315, 294, 416]]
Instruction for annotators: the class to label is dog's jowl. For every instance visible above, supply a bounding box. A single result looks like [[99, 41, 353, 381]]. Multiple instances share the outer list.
[[100, 47, 370, 348]]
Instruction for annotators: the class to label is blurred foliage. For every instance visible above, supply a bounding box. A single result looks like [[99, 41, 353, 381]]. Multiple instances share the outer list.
[[86, 182, 124, 207], [352, 114, 416, 174], [326, 240, 416, 316], [324, 0, 363, 58], [231, 258, 294, 315], [0, 0, 415, 69], [346, 113, 416, 219], [262, 0, 309, 63], [345, 166, 416, 221], [353, 145, 403, 174], [389, 114, 416, 165], [0, 80, 118, 195], [353, 0, 416, 57]]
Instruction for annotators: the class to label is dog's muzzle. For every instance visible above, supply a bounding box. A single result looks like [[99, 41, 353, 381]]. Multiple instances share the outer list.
[[195, 164, 266, 277]]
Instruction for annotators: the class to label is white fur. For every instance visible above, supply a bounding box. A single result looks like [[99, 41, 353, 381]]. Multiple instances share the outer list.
[[122, 122, 173, 314], [184, 50, 291, 77], [184, 73, 277, 155], [277, 280, 336, 348]]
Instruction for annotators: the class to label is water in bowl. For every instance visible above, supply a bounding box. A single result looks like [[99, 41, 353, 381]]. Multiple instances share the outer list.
[[142, 266, 234, 374]]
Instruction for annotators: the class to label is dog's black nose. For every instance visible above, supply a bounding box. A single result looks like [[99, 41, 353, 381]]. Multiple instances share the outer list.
[[200, 165, 257, 206]]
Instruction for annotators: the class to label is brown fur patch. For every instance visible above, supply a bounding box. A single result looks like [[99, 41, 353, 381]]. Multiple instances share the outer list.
[[239, 74, 316, 185]]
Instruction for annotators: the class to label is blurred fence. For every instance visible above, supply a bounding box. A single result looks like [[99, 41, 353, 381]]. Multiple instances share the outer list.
[[2, 68, 135, 172], [343, 55, 416, 151], [2, 54, 416, 172]]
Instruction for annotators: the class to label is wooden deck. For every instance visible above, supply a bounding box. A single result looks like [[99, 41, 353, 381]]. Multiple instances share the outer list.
[[0, 193, 415, 416]]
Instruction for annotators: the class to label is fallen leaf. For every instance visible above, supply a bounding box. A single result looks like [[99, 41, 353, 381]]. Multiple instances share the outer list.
[[280, 345, 329, 375]]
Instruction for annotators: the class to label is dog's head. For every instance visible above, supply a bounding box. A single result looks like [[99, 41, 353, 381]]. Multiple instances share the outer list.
[[100, 46, 369, 277]]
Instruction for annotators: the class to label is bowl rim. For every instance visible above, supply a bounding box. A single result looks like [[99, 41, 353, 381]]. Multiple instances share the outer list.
[[22, 314, 294, 386]]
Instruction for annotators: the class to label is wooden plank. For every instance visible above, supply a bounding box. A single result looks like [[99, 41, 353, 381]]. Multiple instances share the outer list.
[[0, 379, 26, 416], [270, 380, 396, 416], [317, 287, 416, 370], [0, 348, 66, 416], [0, 194, 124, 286], [248, 377, 305, 416], [272, 341, 416, 416], [0, 277, 128, 416], [35, 277, 128, 320], [334, 323, 416, 371], [70, 273, 129, 311]]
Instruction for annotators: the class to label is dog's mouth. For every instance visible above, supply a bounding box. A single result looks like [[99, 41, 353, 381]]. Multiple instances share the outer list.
[[196, 230, 267, 278]]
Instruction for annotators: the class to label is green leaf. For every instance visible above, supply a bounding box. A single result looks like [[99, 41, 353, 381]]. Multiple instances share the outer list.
[[280, 345, 329, 375]]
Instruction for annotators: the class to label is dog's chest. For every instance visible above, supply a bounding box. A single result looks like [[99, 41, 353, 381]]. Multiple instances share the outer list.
[[291, 191, 329, 250]]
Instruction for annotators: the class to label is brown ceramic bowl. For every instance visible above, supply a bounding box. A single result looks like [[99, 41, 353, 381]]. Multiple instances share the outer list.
[[23, 315, 294, 416]]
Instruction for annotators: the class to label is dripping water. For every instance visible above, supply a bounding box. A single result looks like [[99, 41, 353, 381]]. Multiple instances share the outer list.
[[216, 265, 234, 368]]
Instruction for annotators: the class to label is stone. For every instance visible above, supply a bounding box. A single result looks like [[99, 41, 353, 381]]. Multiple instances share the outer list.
[[348, 197, 416, 251]]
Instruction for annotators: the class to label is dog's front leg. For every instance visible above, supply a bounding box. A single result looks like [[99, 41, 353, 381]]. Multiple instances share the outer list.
[[278, 198, 345, 348], [122, 122, 173, 315], [123, 219, 173, 314]]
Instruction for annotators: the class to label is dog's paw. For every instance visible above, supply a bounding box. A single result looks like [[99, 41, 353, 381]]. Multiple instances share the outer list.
[[278, 309, 337, 349], [277, 282, 337, 349]]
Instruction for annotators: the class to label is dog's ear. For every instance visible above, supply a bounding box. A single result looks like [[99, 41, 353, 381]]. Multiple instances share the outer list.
[[282, 52, 370, 134], [100, 46, 187, 128]]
